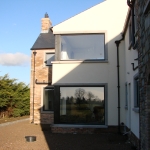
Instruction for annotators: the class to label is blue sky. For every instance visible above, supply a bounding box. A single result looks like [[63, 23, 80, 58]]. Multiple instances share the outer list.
[[0, 0, 103, 85]]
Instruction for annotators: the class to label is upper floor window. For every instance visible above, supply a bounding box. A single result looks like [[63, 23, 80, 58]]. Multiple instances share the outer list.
[[60, 34, 105, 60], [45, 53, 55, 66], [128, 3, 137, 49]]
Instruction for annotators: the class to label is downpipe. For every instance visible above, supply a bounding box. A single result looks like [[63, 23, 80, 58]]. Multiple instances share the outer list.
[[31, 51, 37, 124], [115, 34, 124, 134]]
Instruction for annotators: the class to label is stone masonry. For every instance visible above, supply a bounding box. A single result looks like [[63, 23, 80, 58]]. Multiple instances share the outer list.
[[30, 49, 54, 124], [30, 14, 54, 125], [134, 0, 150, 149]]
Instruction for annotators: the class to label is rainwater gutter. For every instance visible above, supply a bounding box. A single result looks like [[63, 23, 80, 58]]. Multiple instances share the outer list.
[[115, 34, 124, 134]]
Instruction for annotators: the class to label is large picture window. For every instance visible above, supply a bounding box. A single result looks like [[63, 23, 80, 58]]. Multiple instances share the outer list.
[[59, 87, 105, 125], [61, 34, 105, 60]]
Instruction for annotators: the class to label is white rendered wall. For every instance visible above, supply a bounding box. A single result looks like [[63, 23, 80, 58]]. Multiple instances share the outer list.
[[53, 0, 128, 39], [52, 0, 128, 126], [124, 27, 139, 138]]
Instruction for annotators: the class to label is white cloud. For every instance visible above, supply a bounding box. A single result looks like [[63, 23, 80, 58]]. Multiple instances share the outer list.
[[0, 52, 30, 66]]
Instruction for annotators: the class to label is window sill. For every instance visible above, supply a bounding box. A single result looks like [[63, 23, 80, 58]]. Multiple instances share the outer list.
[[52, 60, 109, 64], [51, 124, 108, 128], [45, 64, 52, 67], [42, 65, 52, 68], [124, 106, 128, 110], [41, 111, 54, 114], [132, 107, 139, 113]]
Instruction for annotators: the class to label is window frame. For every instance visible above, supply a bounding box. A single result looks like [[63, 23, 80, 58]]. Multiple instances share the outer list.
[[41, 86, 54, 113], [54, 32, 108, 62], [128, 5, 137, 50], [60, 33, 105, 61], [53, 83, 108, 126], [44, 52, 55, 66], [133, 73, 139, 113]]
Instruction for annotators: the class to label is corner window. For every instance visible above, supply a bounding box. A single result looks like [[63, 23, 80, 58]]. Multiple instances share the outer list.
[[60, 34, 105, 60], [43, 87, 54, 111], [59, 86, 105, 125], [45, 53, 55, 66]]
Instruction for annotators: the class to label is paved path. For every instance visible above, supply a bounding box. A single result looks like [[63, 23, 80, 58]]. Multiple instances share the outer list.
[[0, 120, 132, 150]]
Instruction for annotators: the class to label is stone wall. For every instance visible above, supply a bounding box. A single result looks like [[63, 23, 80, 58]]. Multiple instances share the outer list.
[[30, 49, 54, 124], [135, 0, 150, 149]]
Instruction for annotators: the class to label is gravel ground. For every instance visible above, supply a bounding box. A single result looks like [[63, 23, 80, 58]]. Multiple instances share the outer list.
[[0, 119, 133, 150]]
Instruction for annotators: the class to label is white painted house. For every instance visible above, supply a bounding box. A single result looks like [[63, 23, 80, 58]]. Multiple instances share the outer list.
[[51, 0, 139, 142], [31, 0, 139, 147]]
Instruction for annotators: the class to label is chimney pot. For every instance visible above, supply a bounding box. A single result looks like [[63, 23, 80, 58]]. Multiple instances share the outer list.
[[41, 13, 52, 33]]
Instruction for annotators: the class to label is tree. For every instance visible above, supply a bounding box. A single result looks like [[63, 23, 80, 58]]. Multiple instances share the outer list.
[[74, 88, 85, 109], [0, 74, 30, 118]]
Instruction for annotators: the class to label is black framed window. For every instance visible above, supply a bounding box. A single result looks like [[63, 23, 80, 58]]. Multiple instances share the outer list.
[[132, 74, 139, 113], [55, 86, 105, 125], [43, 87, 54, 111], [134, 77, 139, 108], [60, 34, 105, 60]]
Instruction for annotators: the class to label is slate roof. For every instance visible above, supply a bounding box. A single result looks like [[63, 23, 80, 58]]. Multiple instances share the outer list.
[[31, 29, 55, 50]]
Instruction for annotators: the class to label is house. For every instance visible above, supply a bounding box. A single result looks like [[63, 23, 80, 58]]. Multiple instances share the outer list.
[[30, 0, 150, 149], [30, 13, 55, 124]]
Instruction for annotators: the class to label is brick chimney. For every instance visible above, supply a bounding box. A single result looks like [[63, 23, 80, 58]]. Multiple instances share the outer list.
[[41, 13, 52, 33]]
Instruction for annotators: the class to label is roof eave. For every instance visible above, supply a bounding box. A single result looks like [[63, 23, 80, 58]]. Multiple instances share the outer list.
[[30, 47, 55, 50], [122, 7, 131, 35]]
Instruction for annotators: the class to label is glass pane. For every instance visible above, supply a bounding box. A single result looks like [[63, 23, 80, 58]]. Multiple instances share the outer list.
[[60, 87, 105, 125], [61, 34, 104, 60], [46, 53, 55, 65], [43, 89, 54, 111]]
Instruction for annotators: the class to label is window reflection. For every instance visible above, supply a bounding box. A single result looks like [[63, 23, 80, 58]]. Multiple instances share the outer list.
[[61, 34, 105, 60], [60, 87, 105, 125], [43, 88, 54, 111]]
